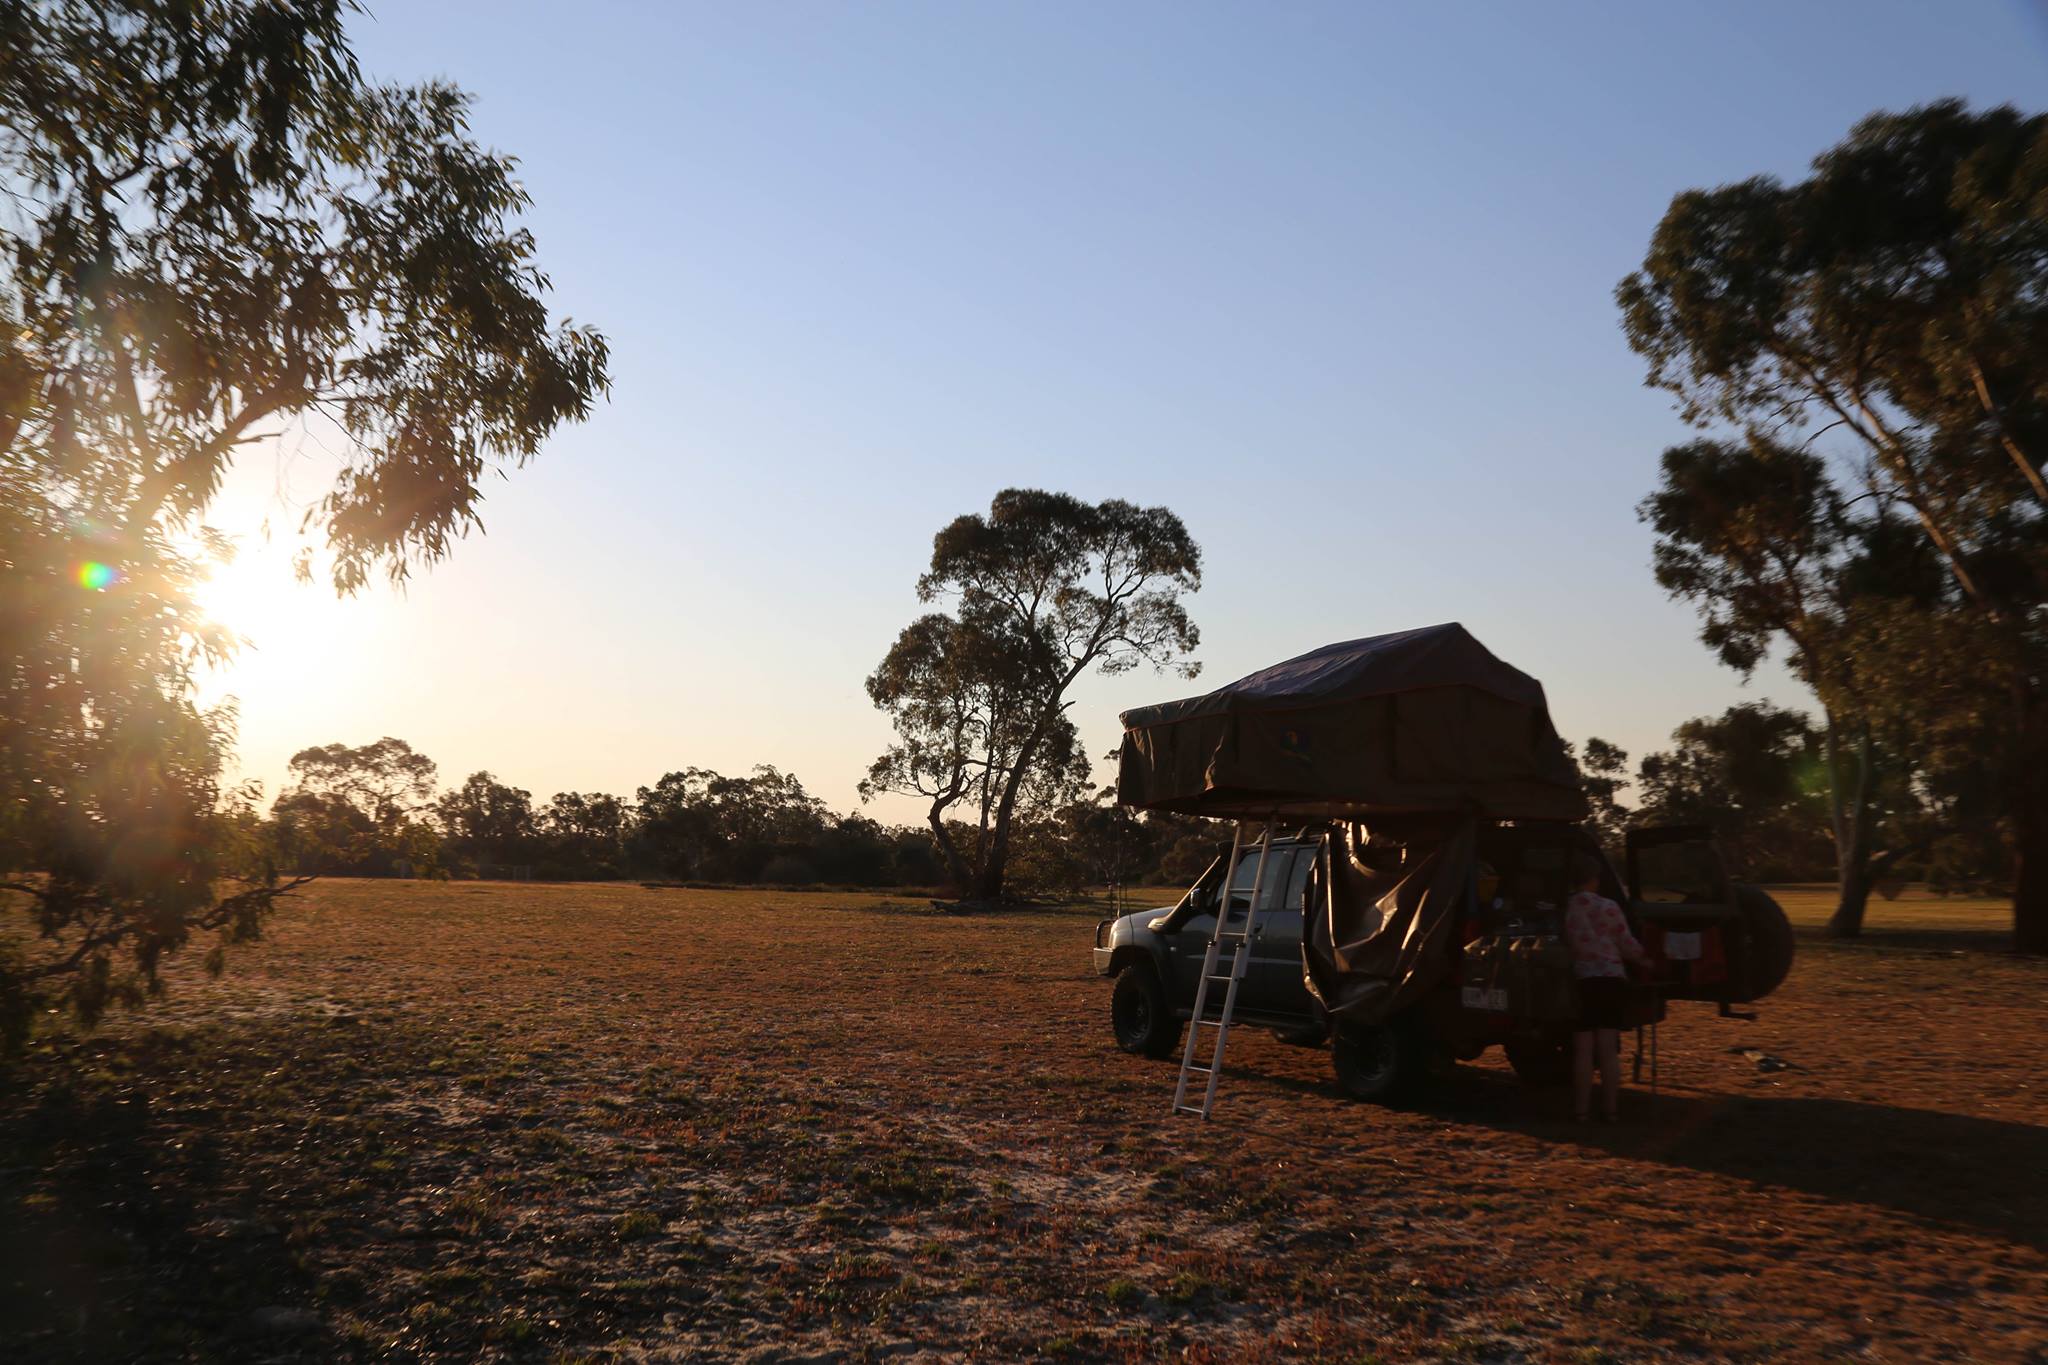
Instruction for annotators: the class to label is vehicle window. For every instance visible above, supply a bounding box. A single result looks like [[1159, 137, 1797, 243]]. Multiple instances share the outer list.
[[1635, 840, 1728, 905], [1284, 846, 1313, 911], [1227, 847, 1304, 913]]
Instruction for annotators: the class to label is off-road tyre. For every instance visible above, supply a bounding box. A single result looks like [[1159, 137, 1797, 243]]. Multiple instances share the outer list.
[[1503, 1036, 1574, 1087], [1731, 883, 1795, 1002], [1111, 962, 1183, 1059], [1331, 1016, 1426, 1104]]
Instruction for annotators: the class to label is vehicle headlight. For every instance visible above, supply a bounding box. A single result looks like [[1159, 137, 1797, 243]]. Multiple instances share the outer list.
[[1096, 919, 1112, 948]]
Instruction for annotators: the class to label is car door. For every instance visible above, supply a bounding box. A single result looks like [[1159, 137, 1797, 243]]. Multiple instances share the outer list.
[[1166, 844, 1284, 1011], [1242, 846, 1313, 1015]]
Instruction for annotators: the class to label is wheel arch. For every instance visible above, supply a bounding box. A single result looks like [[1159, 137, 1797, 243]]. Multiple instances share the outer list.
[[1106, 943, 1165, 980]]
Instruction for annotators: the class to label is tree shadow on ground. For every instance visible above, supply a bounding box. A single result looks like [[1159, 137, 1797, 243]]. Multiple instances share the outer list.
[[1392, 1067, 2048, 1250], [1795, 926, 2016, 953]]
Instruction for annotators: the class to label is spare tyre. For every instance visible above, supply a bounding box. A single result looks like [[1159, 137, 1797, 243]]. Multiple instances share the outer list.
[[1730, 883, 1794, 1001]]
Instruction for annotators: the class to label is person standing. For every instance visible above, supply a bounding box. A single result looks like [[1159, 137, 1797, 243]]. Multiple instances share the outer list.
[[1564, 854, 1651, 1122]]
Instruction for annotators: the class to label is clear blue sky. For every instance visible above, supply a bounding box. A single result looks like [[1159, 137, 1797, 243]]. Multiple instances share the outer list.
[[200, 1, 2048, 819]]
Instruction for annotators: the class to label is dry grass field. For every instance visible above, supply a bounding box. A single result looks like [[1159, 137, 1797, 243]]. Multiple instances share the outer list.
[[3, 879, 2044, 1364]]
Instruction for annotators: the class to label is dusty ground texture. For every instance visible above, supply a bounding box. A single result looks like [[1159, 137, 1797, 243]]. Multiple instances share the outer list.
[[2, 880, 2043, 1364]]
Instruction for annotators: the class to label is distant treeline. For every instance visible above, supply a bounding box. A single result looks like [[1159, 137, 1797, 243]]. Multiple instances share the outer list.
[[256, 738, 1228, 894], [257, 697, 2011, 896]]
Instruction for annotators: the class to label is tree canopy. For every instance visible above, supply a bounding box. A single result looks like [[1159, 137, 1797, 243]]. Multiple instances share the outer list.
[[1621, 99, 2048, 950], [0, 1, 609, 1043], [864, 490, 1201, 901]]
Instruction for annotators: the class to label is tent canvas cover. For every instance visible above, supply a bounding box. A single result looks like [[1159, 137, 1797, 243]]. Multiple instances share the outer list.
[[1115, 622, 1587, 823], [1117, 623, 1588, 1022]]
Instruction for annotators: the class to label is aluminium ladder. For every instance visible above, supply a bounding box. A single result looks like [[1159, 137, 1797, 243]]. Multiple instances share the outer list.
[[1172, 820, 1277, 1119]]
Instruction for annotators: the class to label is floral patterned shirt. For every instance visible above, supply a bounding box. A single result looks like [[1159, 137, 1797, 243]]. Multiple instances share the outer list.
[[1564, 891, 1650, 980]]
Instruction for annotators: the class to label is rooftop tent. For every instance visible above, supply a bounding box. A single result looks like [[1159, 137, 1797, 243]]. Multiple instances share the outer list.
[[1115, 622, 1587, 823]]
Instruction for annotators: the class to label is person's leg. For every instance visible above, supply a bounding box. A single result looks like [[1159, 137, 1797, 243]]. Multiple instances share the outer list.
[[1596, 1027, 1622, 1119], [1572, 1029, 1594, 1119]]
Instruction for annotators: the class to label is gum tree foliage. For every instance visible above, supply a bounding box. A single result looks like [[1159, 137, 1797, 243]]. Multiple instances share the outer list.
[[270, 735, 440, 874], [1633, 703, 1836, 883], [1637, 438, 1955, 934], [0, 1, 608, 1044], [631, 766, 833, 883], [864, 490, 1201, 902], [1619, 100, 2048, 950], [281, 737, 439, 826], [1564, 738, 1633, 855], [537, 791, 630, 879], [859, 611, 1091, 892], [436, 771, 540, 868]]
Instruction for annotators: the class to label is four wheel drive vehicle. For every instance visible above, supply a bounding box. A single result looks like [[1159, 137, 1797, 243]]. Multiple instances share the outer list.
[[1097, 622, 1796, 1109], [1094, 819, 1794, 1102]]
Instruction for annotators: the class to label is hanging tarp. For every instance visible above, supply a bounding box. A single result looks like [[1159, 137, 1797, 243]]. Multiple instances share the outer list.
[[1302, 820, 1475, 1022], [1115, 623, 1586, 822]]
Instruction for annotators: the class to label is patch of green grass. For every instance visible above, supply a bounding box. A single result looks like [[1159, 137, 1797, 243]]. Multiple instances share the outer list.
[[1104, 1277, 1142, 1306], [1160, 1269, 1216, 1306], [421, 1265, 483, 1292], [612, 1209, 661, 1239]]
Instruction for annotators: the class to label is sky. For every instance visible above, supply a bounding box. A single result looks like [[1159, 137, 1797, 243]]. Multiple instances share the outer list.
[[195, 0, 2048, 823]]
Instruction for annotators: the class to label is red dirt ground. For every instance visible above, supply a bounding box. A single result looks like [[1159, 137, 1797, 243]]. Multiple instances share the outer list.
[[3, 879, 2043, 1363]]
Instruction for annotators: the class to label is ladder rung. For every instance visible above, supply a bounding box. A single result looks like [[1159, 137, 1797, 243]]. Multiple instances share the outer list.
[[1183, 1064, 1213, 1075], [1173, 1104, 1208, 1115], [1206, 973, 1235, 983]]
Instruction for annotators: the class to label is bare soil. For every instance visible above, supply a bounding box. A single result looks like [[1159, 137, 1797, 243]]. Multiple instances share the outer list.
[[2, 880, 2043, 1363]]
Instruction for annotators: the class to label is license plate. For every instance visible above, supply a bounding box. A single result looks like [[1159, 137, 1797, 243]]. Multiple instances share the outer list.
[[1460, 986, 1509, 1012]]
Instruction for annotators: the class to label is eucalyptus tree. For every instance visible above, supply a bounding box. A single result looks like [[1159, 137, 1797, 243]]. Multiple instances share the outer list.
[[865, 490, 1201, 902], [1620, 100, 2048, 950], [0, 1, 608, 1043], [1637, 436, 1948, 933]]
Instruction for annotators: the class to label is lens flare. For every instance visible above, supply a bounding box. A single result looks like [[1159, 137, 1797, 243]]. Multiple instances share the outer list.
[[76, 560, 119, 591]]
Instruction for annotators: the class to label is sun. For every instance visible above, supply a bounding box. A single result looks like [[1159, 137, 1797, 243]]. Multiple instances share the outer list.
[[191, 542, 322, 649]]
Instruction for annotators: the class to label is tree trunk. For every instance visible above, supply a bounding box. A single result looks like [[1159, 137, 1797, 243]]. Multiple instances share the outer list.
[[2014, 793, 2048, 955], [2010, 696, 2048, 955], [972, 670, 1090, 901], [1824, 726, 1876, 938], [1829, 854, 1874, 939], [972, 740, 1038, 902], [926, 797, 974, 893]]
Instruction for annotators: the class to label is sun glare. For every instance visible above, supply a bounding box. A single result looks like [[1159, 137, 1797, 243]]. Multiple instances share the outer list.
[[75, 559, 120, 591], [190, 544, 329, 685], [195, 553, 289, 637]]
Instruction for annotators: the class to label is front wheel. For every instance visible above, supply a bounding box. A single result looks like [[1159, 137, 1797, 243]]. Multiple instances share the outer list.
[[1111, 962, 1183, 1059], [1331, 1017, 1426, 1103]]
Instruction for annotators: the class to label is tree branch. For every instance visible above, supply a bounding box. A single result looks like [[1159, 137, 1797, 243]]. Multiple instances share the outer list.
[[126, 373, 309, 533]]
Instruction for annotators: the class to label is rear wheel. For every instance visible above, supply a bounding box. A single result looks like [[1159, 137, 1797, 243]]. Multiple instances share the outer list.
[[1331, 1017, 1425, 1103], [1111, 962, 1183, 1059], [1731, 884, 1795, 1001], [1503, 1036, 1574, 1087]]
